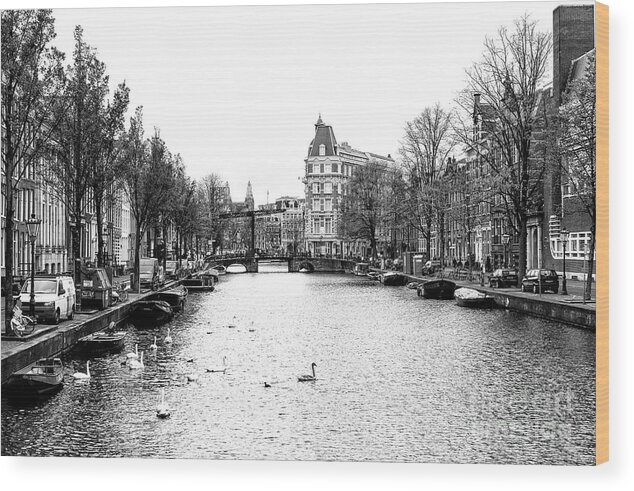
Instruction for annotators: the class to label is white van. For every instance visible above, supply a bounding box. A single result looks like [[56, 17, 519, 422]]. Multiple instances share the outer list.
[[19, 275, 76, 324]]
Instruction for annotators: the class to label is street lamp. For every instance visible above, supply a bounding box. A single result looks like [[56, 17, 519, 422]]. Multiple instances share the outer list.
[[560, 228, 569, 295], [25, 214, 42, 317], [502, 233, 510, 268]]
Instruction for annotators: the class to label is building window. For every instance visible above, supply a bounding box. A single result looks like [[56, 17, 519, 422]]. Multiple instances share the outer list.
[[324, 182, 332, 194], [319, 144, 326, 156], [325, 218, 332, 234], [307, 163, 313, 174], [320, 199, 325, 212], [325, 199, 332, 211], [320, 163, 324, 173], [313, 198, 320, 211], [325, 163, 331, 173], [332, 163, 338, 173], [312, 183, 320, 195]]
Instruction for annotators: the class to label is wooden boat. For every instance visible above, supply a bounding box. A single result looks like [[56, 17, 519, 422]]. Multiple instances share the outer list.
[[147, 285, 188, 312], [417, 279, 456, 299], [367, 272, 381, 281], [299, 267, 311, 273], [353, 262, 370, 276], [78, 330, 126, 353], [211, 265, 226, 275], [454, 287, 497, 308], [130, 299, 173, 326], [6, 358, 64, 395], [181, 274, 216, 291], [380, 272, 408, 286], [406, 281, 421, 289]]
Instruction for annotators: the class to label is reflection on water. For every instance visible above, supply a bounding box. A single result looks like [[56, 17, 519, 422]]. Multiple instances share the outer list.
[[1, 267, 595, 464]]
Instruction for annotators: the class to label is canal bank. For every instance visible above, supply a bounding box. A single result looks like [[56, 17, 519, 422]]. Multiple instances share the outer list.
[[397, 272, 595, 330], [1, 286, 171, 385]]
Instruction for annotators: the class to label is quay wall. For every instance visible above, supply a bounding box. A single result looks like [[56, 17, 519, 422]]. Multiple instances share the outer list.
[[1, 302, 135, 385], [397, 272, 595, 330], [288, 258, 354, 273]]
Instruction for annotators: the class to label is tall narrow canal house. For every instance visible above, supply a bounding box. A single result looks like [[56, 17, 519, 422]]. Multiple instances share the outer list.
[[303, 115, 394, 257]]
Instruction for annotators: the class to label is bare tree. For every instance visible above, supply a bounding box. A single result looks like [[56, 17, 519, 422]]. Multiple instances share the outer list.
[[118, 108, 176, 291], [559, 51, 596, 300], [89, 82, 130, 268], [198, 173, 230, 254], [339, 160, 395, 260], [1, 9, 66, 332], [47, 26, 110, 285], [455, 15, 552, 282], [399, 104, 455, 264]]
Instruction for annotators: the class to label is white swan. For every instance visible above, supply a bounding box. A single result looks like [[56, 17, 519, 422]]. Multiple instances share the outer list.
[[248, 321, 255, 332], [298, 362, 317, 382], [150, 336, 158, 351], [164, 328, 173, 344], [73, 360, 91, 380], [126, 344, 139, 359], [156, 388, 170, 419], [129, 351, 144, 369], [206, 356, 228, 373]]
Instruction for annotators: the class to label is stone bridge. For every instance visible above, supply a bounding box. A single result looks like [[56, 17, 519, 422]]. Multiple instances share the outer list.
[[206, 256, 356, 273]]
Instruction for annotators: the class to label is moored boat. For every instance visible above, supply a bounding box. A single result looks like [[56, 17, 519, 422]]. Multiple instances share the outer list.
[[380, 272, 408, 286], [147, 285, 188, 312], [367, 272, 381, 281], [130, 300, 173, 326], [78, 330, 126, 353], [406, 281, 421, 289], [417, 279, 456, 299], [353, 262, 370, 276], [181, 274, 216, 291], [211, 265, 226, 275], [454, 287, 497, 308], [5, 358, 64, 395], [226, 263, 247, 274]]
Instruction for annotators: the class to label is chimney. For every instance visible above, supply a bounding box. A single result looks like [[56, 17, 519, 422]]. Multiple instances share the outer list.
[[473, 93, 481, 106]]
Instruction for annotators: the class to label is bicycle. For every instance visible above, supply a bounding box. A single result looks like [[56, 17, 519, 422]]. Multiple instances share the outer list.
[[111, 283, 130, 305], [11, 313, 37, 337]]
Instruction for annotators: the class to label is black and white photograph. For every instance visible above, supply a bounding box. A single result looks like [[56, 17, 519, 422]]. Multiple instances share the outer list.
[[1, 0, 604, 468]]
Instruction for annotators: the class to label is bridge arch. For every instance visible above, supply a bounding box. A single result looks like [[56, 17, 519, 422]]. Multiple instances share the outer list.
[[297, 261, 315, 273]]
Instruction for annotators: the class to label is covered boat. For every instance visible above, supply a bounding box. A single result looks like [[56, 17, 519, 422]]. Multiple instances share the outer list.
[[5, 358, 64, 395], [454, 287, 497, 308], [130, 299, 173, 326], [353, 262, 370, 276], [147, 285, 188, 312], [226, 263, 247, 274], [181, 273, 216, 291], [380, 272, 408, 286], [78, 330, 126, 353], [367, 272, 381, 281], [417, 279, 456, 299]]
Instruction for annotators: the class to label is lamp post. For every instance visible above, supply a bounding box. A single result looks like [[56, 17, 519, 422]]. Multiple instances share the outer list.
[[560, 228, 569, 295], [502, 233, 510, 269], [25, 214, 42, 317]]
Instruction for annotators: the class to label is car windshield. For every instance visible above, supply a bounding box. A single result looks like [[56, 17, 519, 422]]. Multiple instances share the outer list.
[[22, 279, 57, 294]]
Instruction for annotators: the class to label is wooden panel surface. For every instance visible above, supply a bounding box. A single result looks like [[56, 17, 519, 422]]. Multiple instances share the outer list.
[[595, 0, 609, 466]]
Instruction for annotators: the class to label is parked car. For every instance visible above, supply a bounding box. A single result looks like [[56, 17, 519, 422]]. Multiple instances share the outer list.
[[19, 274, 76, 324], [80, 268, 112, 310], [489, 269, 519, 288], [139, 258, 161, 290], [521, 269, 559, 294]]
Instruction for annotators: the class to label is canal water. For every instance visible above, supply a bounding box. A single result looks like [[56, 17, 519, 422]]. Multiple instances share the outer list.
[[1, 264, 595, 464]]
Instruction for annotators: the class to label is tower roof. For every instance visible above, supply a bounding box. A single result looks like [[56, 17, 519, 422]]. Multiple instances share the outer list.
[[308, 115, 337, 157]]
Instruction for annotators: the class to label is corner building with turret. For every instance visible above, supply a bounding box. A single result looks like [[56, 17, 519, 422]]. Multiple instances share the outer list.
[[303, 115, 394, 258]]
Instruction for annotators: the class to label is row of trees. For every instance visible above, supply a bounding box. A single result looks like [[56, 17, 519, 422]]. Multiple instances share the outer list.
[[337, 15, 596, 299], [1, 10, 232, 332]]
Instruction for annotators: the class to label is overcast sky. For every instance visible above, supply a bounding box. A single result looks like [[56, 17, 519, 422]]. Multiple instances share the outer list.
[[49, 0, 591, 206]]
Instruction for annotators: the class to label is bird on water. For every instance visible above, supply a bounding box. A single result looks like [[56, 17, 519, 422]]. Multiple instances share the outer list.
[[298, 362, 317, 382]]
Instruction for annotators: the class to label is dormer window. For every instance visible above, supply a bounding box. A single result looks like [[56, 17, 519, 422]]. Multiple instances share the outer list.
[[319, 144, 326, 156]]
